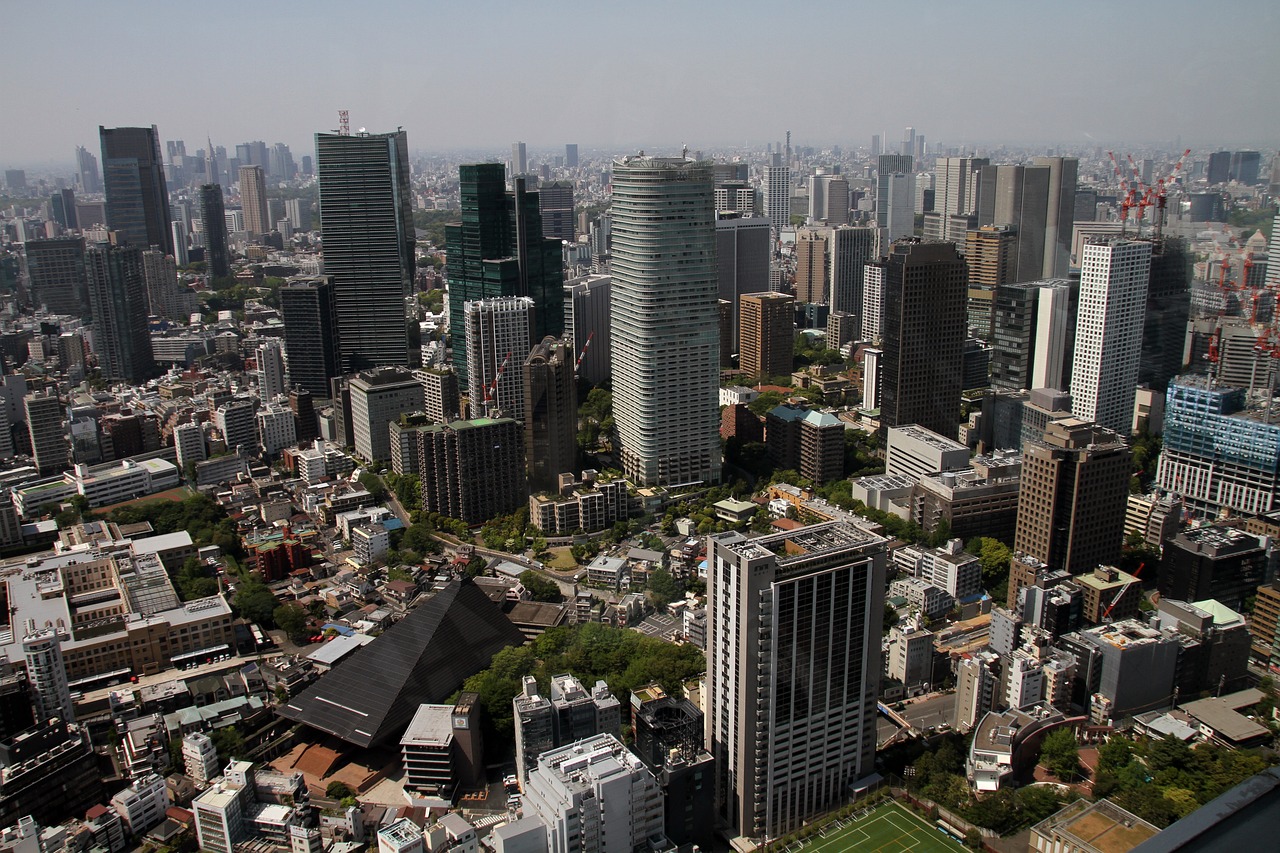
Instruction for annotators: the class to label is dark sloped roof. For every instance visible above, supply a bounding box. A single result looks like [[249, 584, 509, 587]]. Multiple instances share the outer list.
[[279, 579, 525, 747]]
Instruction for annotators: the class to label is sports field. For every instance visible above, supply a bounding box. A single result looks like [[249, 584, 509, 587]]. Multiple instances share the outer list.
[[785, 800, 967, 853]]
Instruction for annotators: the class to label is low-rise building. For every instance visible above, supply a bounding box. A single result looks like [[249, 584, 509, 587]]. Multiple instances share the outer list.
[[1029, 798, 1159, 853]]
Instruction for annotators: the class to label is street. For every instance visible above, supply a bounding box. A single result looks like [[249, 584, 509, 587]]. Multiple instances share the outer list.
[[897, 691, 956, 731]]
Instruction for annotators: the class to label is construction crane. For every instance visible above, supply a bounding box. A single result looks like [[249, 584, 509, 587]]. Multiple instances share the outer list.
[[1151, 148, 1191, 241], [575, 331, 595, 371], [481, 351, 513, 412], [1102, 563, 1144, 622]]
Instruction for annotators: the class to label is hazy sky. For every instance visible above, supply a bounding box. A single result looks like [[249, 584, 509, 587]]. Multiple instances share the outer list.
[[4, 0, 1279, 169]]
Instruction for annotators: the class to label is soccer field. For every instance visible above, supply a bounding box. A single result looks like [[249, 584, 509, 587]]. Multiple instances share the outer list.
[[786, 800, 968, 853]]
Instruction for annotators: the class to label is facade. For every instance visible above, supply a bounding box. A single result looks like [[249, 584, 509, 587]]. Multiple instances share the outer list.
[[446, 165, 563, 387], [463, 296, 532, 419], [933, 157, 989, 241], [878, 239, 968, 439], [706, 522, 885, 839], [1159, 526, 1267, 613], [963, 225, 1017, 339], [522, 733, 664, 853], [349, 367, 425, 463], [316, 130, 415, 370], [418, 418, 526, 523], [257, 339, 287, 401], [884, 424, 970, 481], [990, 279, 1076, 392], [716, 216, 772, 351], [238, 165, 270, 236], [1139, 237, 1192, 392], [794, 228, 828, 304], [610, 157, 720, 486], [764, 403, 845, 485], [417, 368, 461, 424], [85, 242, 154, 383], [1070, 238, 1153, 433], [25, 392, 67, 476], [564, 274, 612, 386], [911, 452, 1022, 544], [257, 404, 296, 460], [100, 125, 173, 254], [861, 261, 885, 342], [1010, 419, 1130, 606], [828, 225, 877, 320], [975, 157, 1077, 280], [280, 277, 340, 399], [538, 181, 575, 242], [524, 337, 577, 492], [183, 732, 220, 784], [739, 292, 794, 381], [24, 237, 88, 318], [1156, 375, 1280, 517], [216, 400, 258, 453], [763, 153, 791, 234]]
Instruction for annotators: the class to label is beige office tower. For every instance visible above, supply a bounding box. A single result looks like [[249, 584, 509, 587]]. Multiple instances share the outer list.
[[238, 165, 270, 236], [706, 522, 886, 840], [739, 292, 794, 382], [964, 225, 1018, 339], [794, 228, 829, 304]]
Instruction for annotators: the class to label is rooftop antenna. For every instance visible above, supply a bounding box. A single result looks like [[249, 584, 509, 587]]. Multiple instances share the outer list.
[[338, 110, 350, 136]]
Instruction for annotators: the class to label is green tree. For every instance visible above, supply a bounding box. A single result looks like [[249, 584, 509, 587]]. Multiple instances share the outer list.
[[358, 471, 388, 501], [647, 568, 681, 608], [210, 726, 245, 763], [325, 781, 355, 800], [273, 603, 309, 642], [519, 570, 561, 602], [234, 581, 279, 626], [1039, 727, 1081, 780]]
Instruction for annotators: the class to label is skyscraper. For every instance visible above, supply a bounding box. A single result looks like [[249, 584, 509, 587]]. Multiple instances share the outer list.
[[198, 184, 230, 278], [715, 216, 771, 351], [564, 274, 611, 386], [76, 146, 101, 194], [524, 337, 578, 492], [463, 296, 532, 419], [763, 152, 791, 235], [964, 225, 1018, 338], [25, 392, 68, 476], [100, 126, 173, 254], [739, 292, 794, 381], [316, 129, 415, 371], [511, 141, 527, 176], [50, 189, 77, 230], [238, 165, 270, 236], [257, 339, 287, 401], [990, 279, 1076, 392], [794, 228, 829, 303], [706, 522, 886, 839], [879, 239, 968, 438], [933, 157, 989, 242], [24, 237, 88, 318], [828, 224, 877, 320], [610, 156, 720, 486], [1009, 419, 1130, 607], [446, 165, 563, 387], [976, 158, 1078, 280], [1069, 238, 1152, 433], [538, 181, 575, 242], [876, 154, 914, 239], [1138, 237, 1192, 393], [85, 242, 154, 383], [280, 276, 340, 399], [564, 143, 578, 168]]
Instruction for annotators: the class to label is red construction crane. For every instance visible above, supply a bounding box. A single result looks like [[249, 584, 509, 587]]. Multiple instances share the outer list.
[[1152, 148, 1191, 241], [575, 331, 595, 370], [1102, 563, 1144, 621], [481, 351, 513, 409]]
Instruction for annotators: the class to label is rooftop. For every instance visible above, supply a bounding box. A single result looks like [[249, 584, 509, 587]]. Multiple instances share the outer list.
[[1032, 798, 1160, 853], [400, 704, 454, 748], [888, 424, 968, 452], [714, 520, 884, 567]]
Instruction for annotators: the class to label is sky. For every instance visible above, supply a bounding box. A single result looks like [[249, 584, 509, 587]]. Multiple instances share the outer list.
[[3, 0, 1279, 169]]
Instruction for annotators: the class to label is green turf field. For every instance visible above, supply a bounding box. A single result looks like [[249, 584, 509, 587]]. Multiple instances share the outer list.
[[785, 800, 968, 853]]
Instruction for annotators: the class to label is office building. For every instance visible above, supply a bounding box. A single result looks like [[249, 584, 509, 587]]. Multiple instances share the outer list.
[[446, 165, 563, 386], [933, 157, 990, 242], [349, 367, 425, 463], [564, 144, 578, 168], [111, 772, 168, 836], [463, 296, 532, 419], [976, 158, 1077, 280], [522, 733, 664, 853], [739, 292, 793, 381], [524, 337, 577, 491], [990, 279, 1076, 392], [1230, 150, 1261, 185], [511, 141, 527, 176], [514, 677, 555, 783], [400, 694, 484, 798], [884, 424, 970, 480], [416, 367, 460, 424], [610, 156, 720, 486], [1010, 419, 1130, 607], [1060, 620, 1179, 720], [539, 181, 575, 242], [764, 402, 844, 485], [912, 452, 1022, 543], [630, 685, 714, 850], [0, 719, 105, 829], [826, 310, 858, 351], [100, 125, 174, 254], [284, 197, 310, 232], [564, 274, 611, 386], [879, 239, 968, 438], [76, 145, 101, 193], [707, 522, 885, 839], [85, 242, 154, 383], [216, 400, 258, 452], [238, 165, 270, 237], [716, 216, 771, 350], [861, 260, 885, 342], [173, 421, 205, 474], [25, 392, 67, 476], [280, 276, 340, 399], [793, 228, 828, 304], [24, 237, 88, 318], [257, 404, 296, 460], [1250, 582, 1280, 667], [809, 173, 850, 225], [763, 152, 791, 234], [316, 129, 415, 370], [1070, 238, 1153, 433], [1159, 526, 1267, 613], [1139, 237, 1192, 393], [828, 224, 877, 319], [257, 339, 287, 401], [964, 225, 1017, 339], [418, 418, 526, 523]]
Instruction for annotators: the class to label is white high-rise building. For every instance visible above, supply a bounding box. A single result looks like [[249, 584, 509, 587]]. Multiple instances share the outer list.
[[463, 296, 532, 419], [23, 625, 73, 723], [257, 404, 297, 459], [861, 262, 885, 342], [174, 421, 206, 473], [183, 732, 220, 784], [610, 156, 720, 486], [706, 522, 886, 840], [883, 172, 916, 242], [511, 141, 528, 177], [257, 339, 287, 402], [1070, 238, 1152, 433], [763, 153, 791, 235], [521, 733, 664, 853]]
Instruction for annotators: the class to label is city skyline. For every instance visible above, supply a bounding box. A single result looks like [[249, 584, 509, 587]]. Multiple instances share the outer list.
[[4, 1, 1280, 168]]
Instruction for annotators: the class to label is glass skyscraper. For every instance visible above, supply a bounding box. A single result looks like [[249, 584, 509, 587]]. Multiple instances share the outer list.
[[100, 125, 173, 254], [316, 130, 414, 371], [610, 156, 720, 486]]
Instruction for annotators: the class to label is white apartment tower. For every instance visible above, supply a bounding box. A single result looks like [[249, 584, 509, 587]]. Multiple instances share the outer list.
[[174, 421, 206, 472], [763, 153, 791, 235], [610, 156, 720, 486], [463, 296, 532, 419], [257, 339, 287, 402], [706, 522, 886, 840], [23, 625, 74, 723], [1069, 238, 1152, 433]]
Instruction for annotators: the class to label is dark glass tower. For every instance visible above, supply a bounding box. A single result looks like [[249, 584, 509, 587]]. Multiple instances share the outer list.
[[85, 242, 154, 383], [316, 130, 414, 371], [1139, 236, 1192, 393], [280, 276, 340, 398], [100, 126, 174, 254], [879, 239, 968, 438], [198, 184, 231, 278], [24, 237, 89, 318], [446, 164, 564, 388]]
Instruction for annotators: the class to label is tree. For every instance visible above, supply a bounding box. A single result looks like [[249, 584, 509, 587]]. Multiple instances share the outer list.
[[234, 581, 279, 626], [210, 726, 245, 763], [326, 781, 355, 800], [520, 570, 561, 602], [1039, 727, 1080, 780], [358, 471, 387, 502], [647, 568, 681, 608], [883, 603, 900, 635], [1096, 737, 1134, 774], [273, 603, 309, 643]]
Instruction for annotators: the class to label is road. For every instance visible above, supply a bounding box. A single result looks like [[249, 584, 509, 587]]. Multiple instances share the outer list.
[[898, 692, 956, 731]]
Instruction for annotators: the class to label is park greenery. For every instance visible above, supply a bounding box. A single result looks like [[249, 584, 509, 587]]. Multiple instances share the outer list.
[[519, 570, 561, 602], [461, 622, 705, 744], [108, 493, 244, 559], [577, 386, 613, 453]]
